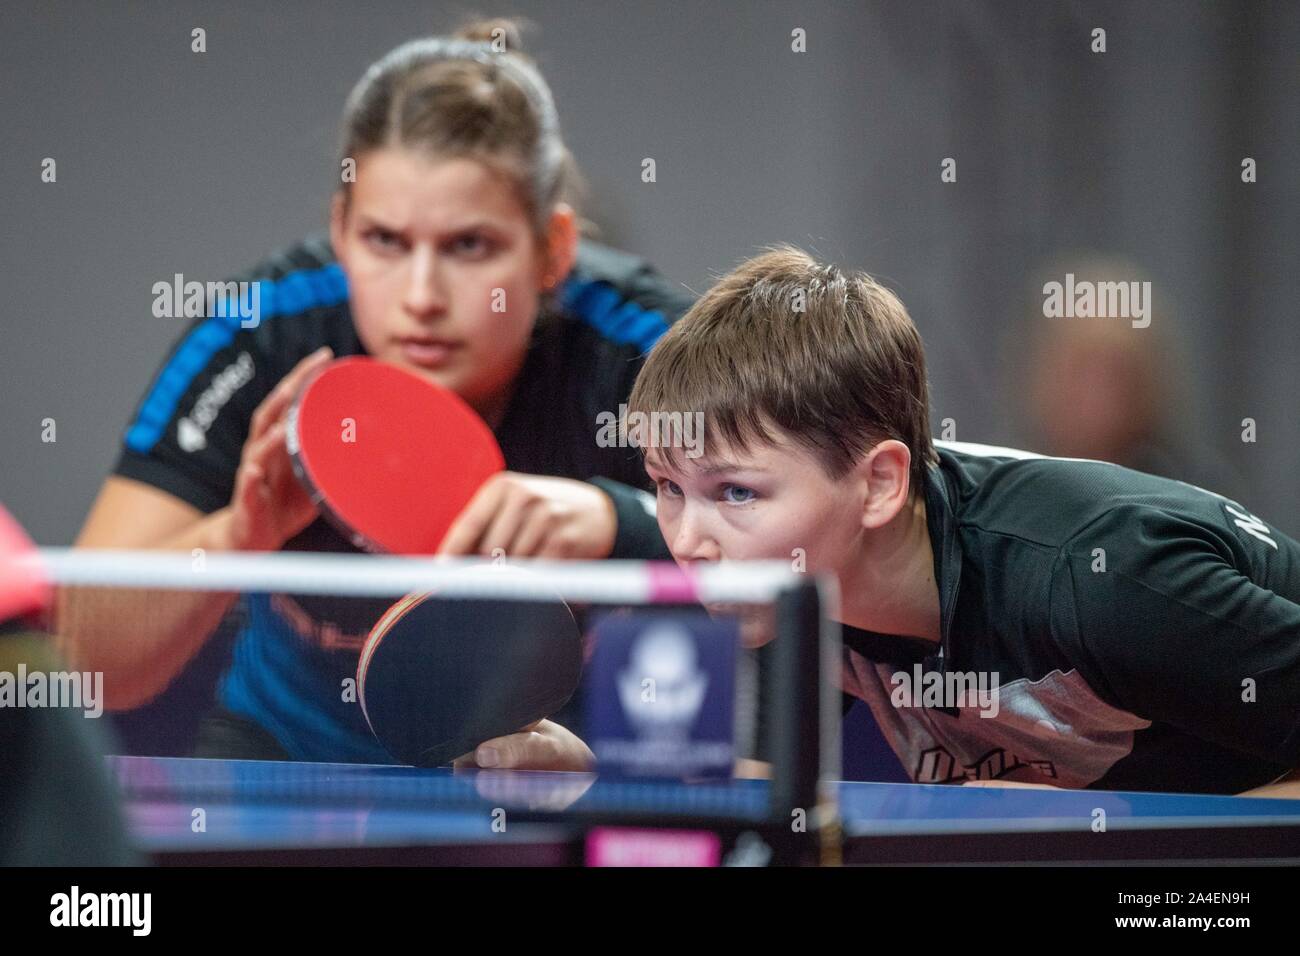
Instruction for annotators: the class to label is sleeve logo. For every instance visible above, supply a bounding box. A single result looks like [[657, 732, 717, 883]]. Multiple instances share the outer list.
[[177, 352, 255, 452], [1224, 503, 1278, 551]]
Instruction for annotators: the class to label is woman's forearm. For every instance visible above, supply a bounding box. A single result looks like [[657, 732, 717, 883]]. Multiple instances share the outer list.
[[52, 507, 245, 710]]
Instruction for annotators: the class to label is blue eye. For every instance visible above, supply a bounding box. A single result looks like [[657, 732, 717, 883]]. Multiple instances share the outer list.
[[722, 485, 755, 504], [657, 479, 683, 497]]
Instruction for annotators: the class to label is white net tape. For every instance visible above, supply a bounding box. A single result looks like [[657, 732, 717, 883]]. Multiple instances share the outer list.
[[30, 548, 808, 605]]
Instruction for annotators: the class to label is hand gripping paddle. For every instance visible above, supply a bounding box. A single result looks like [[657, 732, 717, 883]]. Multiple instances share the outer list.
[[357, 569, 584, 767]]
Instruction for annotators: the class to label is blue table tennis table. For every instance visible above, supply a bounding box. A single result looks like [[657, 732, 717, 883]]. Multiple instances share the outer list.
[[107, 755, 1300, 865]]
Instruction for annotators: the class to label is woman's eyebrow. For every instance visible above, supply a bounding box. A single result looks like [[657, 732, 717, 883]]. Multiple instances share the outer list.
[[354, 212, 402, 230], [438, 219, 504, 235], [354, 212, 507, 235], [644, 455, 766, 478]]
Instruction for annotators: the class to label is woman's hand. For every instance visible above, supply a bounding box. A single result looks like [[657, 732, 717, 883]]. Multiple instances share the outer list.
[[438, 473, 617, 559], [453, 719, 595, 772], [227, 347, 333, 551]]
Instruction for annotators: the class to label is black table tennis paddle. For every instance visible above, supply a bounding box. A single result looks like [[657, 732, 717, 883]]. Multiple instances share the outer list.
[[358, 579, 584, 767]]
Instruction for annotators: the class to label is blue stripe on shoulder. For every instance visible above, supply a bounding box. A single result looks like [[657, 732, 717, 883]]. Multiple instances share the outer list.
[[560, 276, 671, 353], [125, 263, 348, 453]]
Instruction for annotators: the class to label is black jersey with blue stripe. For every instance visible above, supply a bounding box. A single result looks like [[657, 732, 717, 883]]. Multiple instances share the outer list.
[[113, 234, 691, 761], [842, 440, 1300, 794], [118, 234, 686, 528]]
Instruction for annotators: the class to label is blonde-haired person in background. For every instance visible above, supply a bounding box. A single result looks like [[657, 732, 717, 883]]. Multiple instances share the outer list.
[[1014, 253, 1243, 498]]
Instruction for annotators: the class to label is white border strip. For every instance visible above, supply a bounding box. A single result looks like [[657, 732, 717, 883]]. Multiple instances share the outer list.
[[29, 548, 805, 605]]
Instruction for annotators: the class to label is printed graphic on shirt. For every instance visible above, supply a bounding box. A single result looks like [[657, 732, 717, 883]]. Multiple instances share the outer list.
[[845, 653, 1151, 787], [269, 595, 371, 654], [1223, 503, 1278, 551], [176, 352, 255, 452]]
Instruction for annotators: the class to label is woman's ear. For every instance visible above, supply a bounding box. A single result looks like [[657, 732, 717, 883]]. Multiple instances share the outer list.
[[859, 440, 913, 530], [540, 203, 578, 290]]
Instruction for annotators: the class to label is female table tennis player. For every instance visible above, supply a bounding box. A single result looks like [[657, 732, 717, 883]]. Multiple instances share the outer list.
[[62, 19, 689, 769]]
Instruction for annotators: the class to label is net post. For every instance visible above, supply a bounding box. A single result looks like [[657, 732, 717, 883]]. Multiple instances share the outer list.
[[767, 577, 826, 828]]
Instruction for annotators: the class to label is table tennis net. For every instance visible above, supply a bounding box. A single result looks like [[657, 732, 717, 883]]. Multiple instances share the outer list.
[[30, 549, 840, 790]]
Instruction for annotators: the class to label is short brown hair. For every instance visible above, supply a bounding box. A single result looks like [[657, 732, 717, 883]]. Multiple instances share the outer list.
[[627, 246, 937, 489]]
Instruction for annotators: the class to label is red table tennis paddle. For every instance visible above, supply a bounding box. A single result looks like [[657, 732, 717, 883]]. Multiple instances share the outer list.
[[358, 569, 584, 767], [0, 504, 50, 626], [287, 356, 505, 555]]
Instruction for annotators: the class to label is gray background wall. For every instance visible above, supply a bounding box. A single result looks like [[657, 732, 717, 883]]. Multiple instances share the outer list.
[[3, 0, 1297, 544]]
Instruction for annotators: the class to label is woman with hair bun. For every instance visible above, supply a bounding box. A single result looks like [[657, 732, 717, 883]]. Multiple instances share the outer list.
[[65, 19, 691, 768]]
